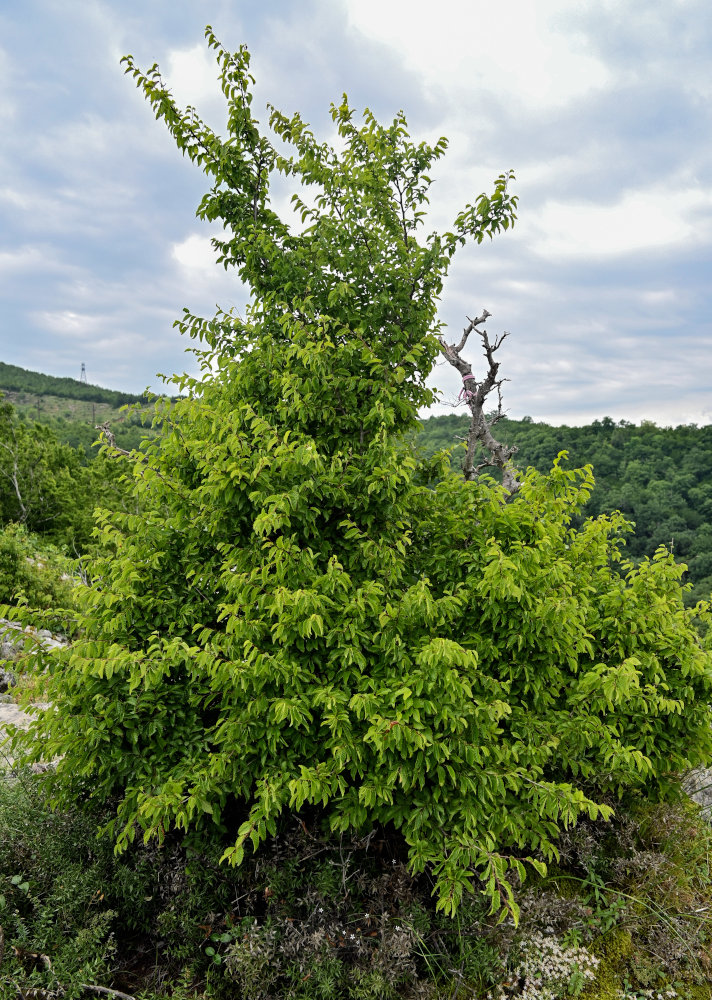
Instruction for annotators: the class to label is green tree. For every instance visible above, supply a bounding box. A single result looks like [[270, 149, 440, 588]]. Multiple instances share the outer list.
[[415, 415, 712, 605], [0, 395, 84, 543], [10, 30, 712, 920], [0, 394, 136, 553]]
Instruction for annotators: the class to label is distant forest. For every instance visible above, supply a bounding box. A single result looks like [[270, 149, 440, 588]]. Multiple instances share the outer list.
[[0, 362, 158, 453], [0, 362, 149, 407], [417, 414, 712, 605], [1, 361, 710, 605]]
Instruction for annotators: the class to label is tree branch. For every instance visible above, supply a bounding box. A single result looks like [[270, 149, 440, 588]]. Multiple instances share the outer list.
[[438, 311, 520, 494], [393, 178, 409, 247], [454, 309, 490, 354], [82, 984, 137, 1000]]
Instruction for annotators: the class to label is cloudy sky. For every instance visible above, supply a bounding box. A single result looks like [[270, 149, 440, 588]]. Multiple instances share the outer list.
[[1, 0, 710, 426]]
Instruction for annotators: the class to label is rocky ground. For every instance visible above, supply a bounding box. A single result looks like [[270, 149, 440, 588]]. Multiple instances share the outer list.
[[0, 696, 34, 731], [0, 697, 39, 773], [0, 619, 64, 767]]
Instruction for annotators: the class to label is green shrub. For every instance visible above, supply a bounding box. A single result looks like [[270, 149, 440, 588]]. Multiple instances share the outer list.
[[6, 29, 712, 924], [0, 776, 124, 998], [0, 523, 75, 621]]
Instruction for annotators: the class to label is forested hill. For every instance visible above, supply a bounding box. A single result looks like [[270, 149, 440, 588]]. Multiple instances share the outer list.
[[0, 361, 148, 407], [417, 414, 712, 604], [0, 362, 158, 453]]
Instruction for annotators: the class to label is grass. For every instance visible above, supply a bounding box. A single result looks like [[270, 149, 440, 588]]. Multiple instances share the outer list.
[[0, 766, 712, 999], [4, 390, 126, 424]]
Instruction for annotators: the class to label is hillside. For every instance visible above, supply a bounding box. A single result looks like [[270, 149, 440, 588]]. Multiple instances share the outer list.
[[417, 413, 712, 604], [2, 359, 710, 603], [0, 361, 148, 407], [0, 363, 156, 453]]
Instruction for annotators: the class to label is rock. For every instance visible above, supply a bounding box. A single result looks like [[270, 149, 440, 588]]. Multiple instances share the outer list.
[[1, 638, 21, 661], [0, 619, 69, 661], [684, 769, 712, 815], [0, 666, 17, 693]]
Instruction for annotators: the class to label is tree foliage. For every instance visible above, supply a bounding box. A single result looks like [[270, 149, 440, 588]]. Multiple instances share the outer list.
[[418, 414, 712, 604], [9, 30, 712, 921], [0, 394, 90, 545], [0, 394, 133, 551]]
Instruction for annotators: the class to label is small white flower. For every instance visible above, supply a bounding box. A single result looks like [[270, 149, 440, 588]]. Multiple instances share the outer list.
[[349, 933, 355, 940], [318, 907, 324, 913]]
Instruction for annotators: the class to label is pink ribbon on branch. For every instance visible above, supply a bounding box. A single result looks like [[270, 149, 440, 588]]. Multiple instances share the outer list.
[[458, 373, 477, 403]]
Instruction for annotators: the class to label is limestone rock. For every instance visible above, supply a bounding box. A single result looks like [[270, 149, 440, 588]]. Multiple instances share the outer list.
[[0, 665, 17, 692]]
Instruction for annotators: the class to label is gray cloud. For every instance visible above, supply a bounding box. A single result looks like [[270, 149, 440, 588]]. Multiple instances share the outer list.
[[0, 0, 710, 427]]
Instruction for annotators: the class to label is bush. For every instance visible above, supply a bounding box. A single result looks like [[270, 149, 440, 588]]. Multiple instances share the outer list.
[[7, 29, 712, 923], [0, 523, 75, 619], [0, 775, 126, 998]]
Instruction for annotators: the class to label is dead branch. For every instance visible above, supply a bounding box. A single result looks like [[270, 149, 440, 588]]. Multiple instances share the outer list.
[[455, 309, 490, 354], [438, 311, 520, 494], [82, 985, 137, 1000], [95, 423, 133, 458], [95, 424, 197, 507]]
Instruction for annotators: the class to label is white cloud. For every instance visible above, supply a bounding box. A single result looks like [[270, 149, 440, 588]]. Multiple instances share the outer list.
[[0, 244, 54, 274], [172, 233, 217, 272], [170, 230, 248, 312], [165, 43, 224, 116], [523, 184, 712, 258], [638, 289, 677, 306], [0, 46, 16, 123], [0, 186, 30, 210], [33, 309, 100, 338], [345, 0, 610, 110]]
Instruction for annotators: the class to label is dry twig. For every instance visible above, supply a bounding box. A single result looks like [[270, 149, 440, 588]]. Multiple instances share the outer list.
[[82, 985, 137, 1000]]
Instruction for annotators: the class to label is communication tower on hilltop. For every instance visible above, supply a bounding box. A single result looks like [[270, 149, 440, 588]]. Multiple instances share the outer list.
[[80, 363, 87, 384]]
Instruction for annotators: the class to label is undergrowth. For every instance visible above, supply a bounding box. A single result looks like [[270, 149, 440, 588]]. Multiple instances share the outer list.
[[1, 766, 712, 999], [0, 524, 76, 626]]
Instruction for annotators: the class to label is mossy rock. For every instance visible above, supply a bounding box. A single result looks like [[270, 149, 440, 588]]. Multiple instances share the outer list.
[[675, 986, 712, 1000], [582, 962, 625, 1000], [582, 929, 631, 999], [595, 927, 634, 967], [587, 928, 673, 998]]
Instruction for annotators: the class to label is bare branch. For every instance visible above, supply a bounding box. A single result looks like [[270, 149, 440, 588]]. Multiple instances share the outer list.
[[95, 424, 199, 510], [393, 178, 410, 247], [252, 150, 266, 223], [0, 437, 28, 521], [454, 309, 491, 354], [437, 310, 520, 494], [82, 985, 137, 1000]]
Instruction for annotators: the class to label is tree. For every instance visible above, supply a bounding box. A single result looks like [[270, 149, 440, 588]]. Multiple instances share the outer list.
[[9, 30, 712, 921], [437, 310, 520, 491], [0, 394, 87, 545], [0, 394, 133, 552]]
